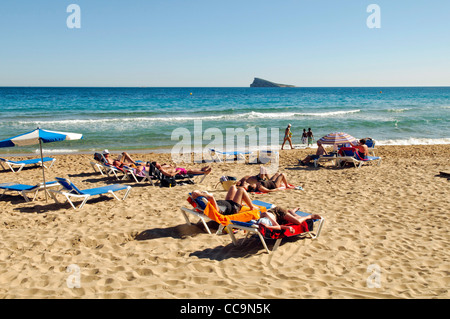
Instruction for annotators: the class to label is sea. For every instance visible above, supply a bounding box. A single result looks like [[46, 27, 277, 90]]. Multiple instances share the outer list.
[[0, 87, 449, 156]]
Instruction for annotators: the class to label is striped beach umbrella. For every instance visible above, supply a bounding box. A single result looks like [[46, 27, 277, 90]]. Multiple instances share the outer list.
[[317, 132, 357, 145], [0, 128, 83, 201]]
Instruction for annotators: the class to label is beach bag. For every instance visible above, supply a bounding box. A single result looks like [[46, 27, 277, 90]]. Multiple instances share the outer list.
[[215, 176, 237, 191], [161, 176, 177, 187]]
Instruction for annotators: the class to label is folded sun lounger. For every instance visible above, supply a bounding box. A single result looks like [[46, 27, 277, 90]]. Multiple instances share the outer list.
[[226, 204, 325, 254], [0, 181, 61, 202], [49, 177, 131, 209], [0, 157, 56, 173]]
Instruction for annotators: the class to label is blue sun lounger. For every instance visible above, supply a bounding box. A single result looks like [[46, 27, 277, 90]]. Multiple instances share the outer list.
[[49, 177, 131, 209], [337, 148, 382, 168], [209, 148, 253, 162], [0, 181, 61, 202], [0, 157, 56, 173], [365, 138, 377, 156]]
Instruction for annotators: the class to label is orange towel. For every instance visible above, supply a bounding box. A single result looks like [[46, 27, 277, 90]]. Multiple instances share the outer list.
[[202, 202, 264, 226]]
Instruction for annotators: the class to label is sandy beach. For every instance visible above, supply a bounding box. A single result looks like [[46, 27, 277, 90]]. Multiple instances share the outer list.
[[0, 144, 449, 299]]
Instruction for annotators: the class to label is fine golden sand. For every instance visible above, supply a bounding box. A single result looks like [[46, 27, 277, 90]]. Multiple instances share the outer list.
[[0, 145, 449, 299]]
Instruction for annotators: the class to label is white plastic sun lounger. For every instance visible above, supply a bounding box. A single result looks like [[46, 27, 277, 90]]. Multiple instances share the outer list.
[[0, 157, 56, 173], [209, 148, 253, 162], [49, 177, 131, 209], [226, 206, 325, 254], [0, 181, 61, 202]]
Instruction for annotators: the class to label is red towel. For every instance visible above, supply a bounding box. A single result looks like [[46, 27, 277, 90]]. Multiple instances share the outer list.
[[258, 222, 310, 239]]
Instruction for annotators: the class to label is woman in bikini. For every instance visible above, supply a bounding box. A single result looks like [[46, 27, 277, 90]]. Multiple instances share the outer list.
[[240, 172, 293, 193], [152, 162, 211, 177], [103, 150, 137, 168], [258, 206, 321, 234], [281, 124, 294, 150], [351, 139, 369, 159]]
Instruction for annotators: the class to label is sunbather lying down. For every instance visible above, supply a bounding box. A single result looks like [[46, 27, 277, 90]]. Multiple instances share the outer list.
[[257, 206, 322, 234], [238, 170, 294, 193], [102, 150, 137, 168], [152, 162, 212, 177], [236, 165, 271, 185], [192, 185, 258, 215]]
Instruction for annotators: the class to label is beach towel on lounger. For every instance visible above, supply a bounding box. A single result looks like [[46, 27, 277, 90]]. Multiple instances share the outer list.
[[258, 220, 313, 239], [202, 201, 263, 227]]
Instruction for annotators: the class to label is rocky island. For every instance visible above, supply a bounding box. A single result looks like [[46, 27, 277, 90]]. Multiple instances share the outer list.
[[250, 77, 296, 88]]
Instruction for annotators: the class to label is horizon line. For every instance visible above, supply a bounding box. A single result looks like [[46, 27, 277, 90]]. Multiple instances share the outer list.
[[1, 85, 450, 88]]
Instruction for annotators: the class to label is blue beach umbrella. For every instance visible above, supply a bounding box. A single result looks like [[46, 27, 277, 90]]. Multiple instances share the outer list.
[[0, 127, 83, 201]]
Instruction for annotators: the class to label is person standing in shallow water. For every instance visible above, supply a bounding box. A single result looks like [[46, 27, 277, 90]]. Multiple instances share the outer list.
[[307, 128, 314, 147], [281, 124, 294, 150], [301, 128, 308, 145]]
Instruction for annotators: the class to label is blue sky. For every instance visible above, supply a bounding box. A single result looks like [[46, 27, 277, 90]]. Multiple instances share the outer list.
[[0, 0, 449, 87]]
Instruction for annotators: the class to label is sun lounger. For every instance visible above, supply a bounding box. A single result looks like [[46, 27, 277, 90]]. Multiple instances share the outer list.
[[226, 207, 325, 254], [337, 147, 382, 168], [209, 148, 253, 162], [0, 157, 56, 173], [248, 150, 279, 165], [123, 165, 155, 185], [90, 152, 152, 184], [0, 181, 61, 202], [260, 150, 279, 163], [49, 177, 131, 209], [180, 195, 217, 234], [148, 162, 205, 186], [90, 152, 127, 180], [365, 138, 377, 156], [180, 194, 269, 234], [313, 154, 337, 167], [89, 153, 107, 174]]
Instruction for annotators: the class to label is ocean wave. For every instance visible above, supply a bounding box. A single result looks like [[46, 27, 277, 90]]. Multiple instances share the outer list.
[[377, 138, 450, 146], [14, 109, 361, 125], [386, 108, 411, 113], [25, 148, 82, 155]]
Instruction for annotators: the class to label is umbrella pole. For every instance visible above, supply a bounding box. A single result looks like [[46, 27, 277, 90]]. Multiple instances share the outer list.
[[39, 138, 48, 202]]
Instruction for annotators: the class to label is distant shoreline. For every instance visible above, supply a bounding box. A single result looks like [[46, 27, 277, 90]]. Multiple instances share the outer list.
[[2, 139, 450, 158]]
